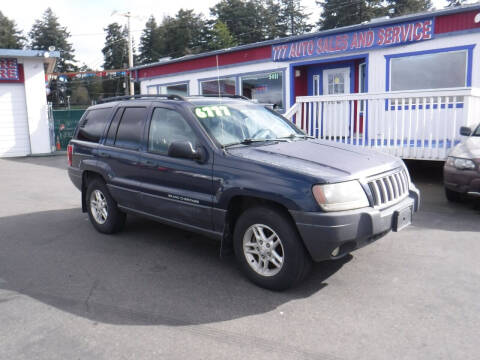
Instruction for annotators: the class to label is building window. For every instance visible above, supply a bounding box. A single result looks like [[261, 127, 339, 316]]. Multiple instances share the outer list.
[[158, 83, 188, 96], [389, 50, 467, 91], [148, 83, 189, 96], [200, 78, 236, 95], [241, 71, 284, 111]]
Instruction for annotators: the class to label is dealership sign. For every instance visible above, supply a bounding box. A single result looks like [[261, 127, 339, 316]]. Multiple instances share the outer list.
[[0, 58, 19, 80], [272, 19, 434, 62]]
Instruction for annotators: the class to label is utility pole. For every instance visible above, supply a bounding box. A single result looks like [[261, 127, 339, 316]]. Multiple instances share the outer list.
[[126, 12, 134, 96], [112, 10, 134, 95]]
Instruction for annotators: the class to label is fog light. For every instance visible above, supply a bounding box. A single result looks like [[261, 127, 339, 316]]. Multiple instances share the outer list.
[[331, 246, 340, 257]]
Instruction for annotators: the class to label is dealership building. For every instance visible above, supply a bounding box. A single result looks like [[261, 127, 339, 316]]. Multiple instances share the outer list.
[[132, 5, 480, 160], [0, 49, 58, 157], [134, 4, 480, 109]]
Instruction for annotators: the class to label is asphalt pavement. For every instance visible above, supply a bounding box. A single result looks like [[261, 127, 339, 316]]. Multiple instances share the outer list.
[[0, 155, 479, 360]]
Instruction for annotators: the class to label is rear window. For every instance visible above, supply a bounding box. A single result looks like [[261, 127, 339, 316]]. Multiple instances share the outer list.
[[114, 107, 147, 150], [76, 108, 112, 143]]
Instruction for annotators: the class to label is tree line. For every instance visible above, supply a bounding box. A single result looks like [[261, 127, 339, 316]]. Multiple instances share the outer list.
[[0, 0, 468, 72], [0, 0, 467, 105]]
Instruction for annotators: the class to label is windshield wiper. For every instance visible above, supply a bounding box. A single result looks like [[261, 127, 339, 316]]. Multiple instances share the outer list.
[[280, 133, 315, 140], [222, 138, 289, 148]]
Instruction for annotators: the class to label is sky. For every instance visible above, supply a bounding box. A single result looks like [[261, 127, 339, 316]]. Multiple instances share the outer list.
[[2, 0, 450, 70]]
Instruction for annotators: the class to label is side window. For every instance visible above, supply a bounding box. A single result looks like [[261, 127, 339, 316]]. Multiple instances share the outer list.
[[148, 108, 197, 155], [114, 107, 147, 150], [76, 108, 112, 143]]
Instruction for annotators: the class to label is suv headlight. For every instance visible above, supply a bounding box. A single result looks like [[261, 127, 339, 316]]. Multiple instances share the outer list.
[[446, 156, 476, 170], [312, 180, 369, 212]]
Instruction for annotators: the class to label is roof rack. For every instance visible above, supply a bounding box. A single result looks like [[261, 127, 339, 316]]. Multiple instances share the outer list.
[[194, 94, 250, 100], [99, 94, 185, 104]]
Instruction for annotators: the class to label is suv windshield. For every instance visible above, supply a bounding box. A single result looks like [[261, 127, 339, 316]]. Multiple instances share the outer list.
[[192, 103, 304, 147], [473, 124, 480, 137]]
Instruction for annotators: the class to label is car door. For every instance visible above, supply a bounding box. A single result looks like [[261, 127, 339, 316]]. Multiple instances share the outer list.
[[137, 105, 214, 230], [98, 106, 148, 210]]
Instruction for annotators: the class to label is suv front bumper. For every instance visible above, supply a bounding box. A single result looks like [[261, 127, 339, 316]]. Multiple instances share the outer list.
[[290, 186, 420, 262]]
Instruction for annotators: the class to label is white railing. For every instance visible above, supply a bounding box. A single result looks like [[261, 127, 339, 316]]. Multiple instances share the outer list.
[[284, 88, 480, 160]]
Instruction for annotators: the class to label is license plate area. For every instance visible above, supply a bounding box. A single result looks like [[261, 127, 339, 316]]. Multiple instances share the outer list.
[[393, 206, 412, 232]]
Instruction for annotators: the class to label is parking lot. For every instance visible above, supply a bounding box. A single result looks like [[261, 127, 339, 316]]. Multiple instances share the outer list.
[[0, 155, 479, 360]]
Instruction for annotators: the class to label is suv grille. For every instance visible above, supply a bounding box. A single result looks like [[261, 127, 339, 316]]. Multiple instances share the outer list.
[[367, 169, 409, 208]]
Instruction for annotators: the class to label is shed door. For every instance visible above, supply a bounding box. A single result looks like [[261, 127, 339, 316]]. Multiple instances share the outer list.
[[0, 83, 30, 157]]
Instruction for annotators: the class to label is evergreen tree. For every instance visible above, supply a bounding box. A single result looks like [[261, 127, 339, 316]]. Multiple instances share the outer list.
[[317, 0, 387, 30], [102, 23, 129, 98], [138, 16, 162, 64], [387, 0, 432, 17], [158, 9, 209, 58], [210, 0, 266, 45], [29, 8, 77, 72], [318, 0, 387, 30], [102, 23, 128, 70], [207, 20, 237, 50], [0, 11, 25, 49], [279, 0, 312, 36], [263, 0, 285, 39]]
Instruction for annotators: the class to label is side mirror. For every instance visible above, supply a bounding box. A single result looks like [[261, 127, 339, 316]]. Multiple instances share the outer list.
[[168, 141, 206, 162], [460, 126, 472, 136]]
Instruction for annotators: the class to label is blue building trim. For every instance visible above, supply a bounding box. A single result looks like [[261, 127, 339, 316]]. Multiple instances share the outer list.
[[288, 53, 369, 108]]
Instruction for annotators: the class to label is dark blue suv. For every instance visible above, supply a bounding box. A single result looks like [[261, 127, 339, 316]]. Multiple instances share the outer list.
[[68, 95, 420, 290]]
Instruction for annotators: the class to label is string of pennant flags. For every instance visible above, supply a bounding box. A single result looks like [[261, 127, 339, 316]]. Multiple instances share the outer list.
[[47, 68, 130, 81]]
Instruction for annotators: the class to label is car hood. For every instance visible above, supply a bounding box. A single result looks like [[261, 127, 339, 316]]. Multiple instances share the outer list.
[[227, 139, 403, 182], [449, 137, 480, 159]]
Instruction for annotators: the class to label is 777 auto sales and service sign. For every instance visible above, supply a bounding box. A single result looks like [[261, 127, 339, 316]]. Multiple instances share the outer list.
[[272, 19, 434, 62]]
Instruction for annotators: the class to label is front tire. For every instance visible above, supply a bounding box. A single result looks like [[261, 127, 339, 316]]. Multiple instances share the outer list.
[[86, 178, 126, 234], [233, 206, 311, 291]]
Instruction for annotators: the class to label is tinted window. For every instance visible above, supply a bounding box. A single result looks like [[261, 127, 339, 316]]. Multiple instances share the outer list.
[[76, 108, 112, 142], [148, 108, 197, 155], [114, 107, 147, 150], [105, 108, 124, 145]]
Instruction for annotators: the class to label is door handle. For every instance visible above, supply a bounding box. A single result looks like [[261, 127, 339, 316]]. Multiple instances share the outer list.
[[98, 151, 110, 158], [141, 159, 156, 167]]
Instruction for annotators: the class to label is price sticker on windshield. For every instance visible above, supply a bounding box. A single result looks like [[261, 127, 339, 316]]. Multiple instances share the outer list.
[[195, 105, 231, 118]]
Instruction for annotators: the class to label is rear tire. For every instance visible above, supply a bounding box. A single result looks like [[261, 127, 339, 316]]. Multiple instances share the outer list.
[[233, 206, 311, 291], [86, 178, 126, 234], [445, 187, 462, 203]]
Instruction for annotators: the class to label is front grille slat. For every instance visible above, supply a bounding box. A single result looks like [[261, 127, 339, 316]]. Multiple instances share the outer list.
[[371, 181, 381, 206], [389, 175, 398, 199], [384, 177, 394, 201], [378, 179, 388, 203], [367, 169, 409, 208], [394, 173, 403, 194]]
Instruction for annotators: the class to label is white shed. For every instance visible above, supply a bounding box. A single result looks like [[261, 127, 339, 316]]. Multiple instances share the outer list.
[[0, 49, 58, 157]]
